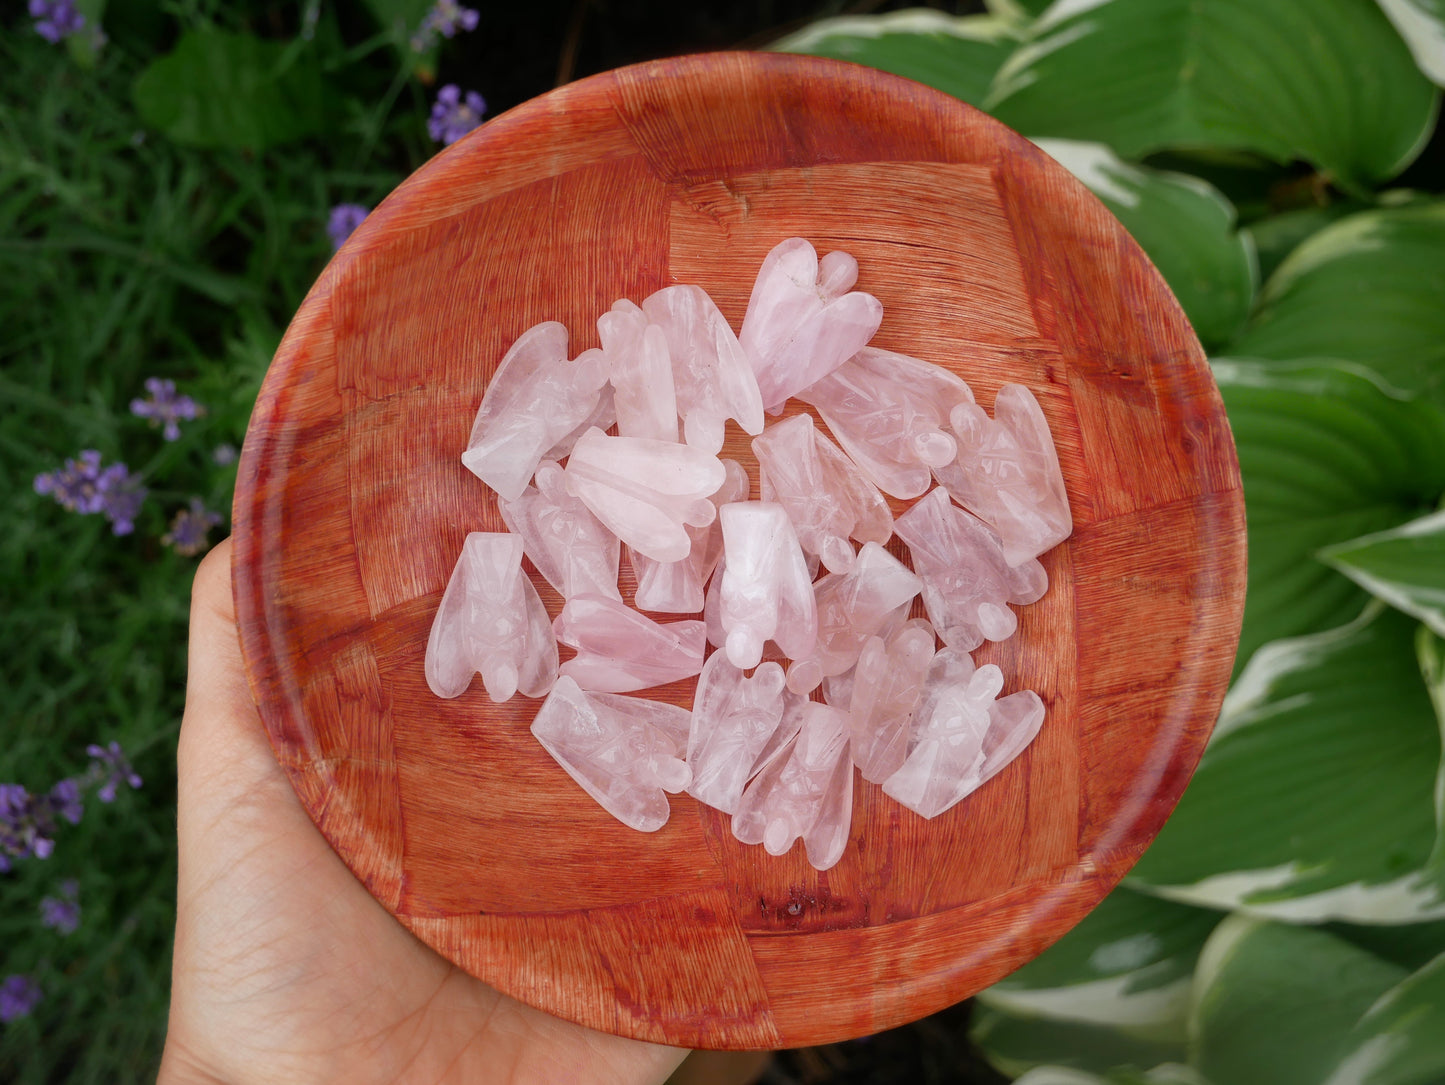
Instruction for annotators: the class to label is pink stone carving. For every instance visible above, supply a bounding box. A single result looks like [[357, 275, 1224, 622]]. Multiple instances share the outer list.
[[598, 300, 679, 443], [882, 663, 1045, 819], [934, 383, 1072, 566], [553, 593, 705, 693], [499, 461, 621, 602], [893, 487, 1047, 651], [462, 322, 610, 501], [845, 620, 937, 783], [531, 676, 691, 832], [629, 459, 749, 614], [798, 346, 971, 499], [753, 412, 892, 574], [786, 541, 922, 695], [425, 532, 557, 703], [686, 653, 788, 814], [562, 427, 726, 563], [714, 501, 818, 670], [732, 702, 854, 872], [641, 284, 765, 453], [545, 371, 616, 461], [738, 238, 883, 413]]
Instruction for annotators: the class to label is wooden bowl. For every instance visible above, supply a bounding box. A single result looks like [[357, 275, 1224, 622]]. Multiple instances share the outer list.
[[233, 52, 1245, 1050]]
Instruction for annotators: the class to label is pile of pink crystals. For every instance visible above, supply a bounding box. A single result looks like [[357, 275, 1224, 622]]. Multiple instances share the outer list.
[[425, 237, 1071, 872]]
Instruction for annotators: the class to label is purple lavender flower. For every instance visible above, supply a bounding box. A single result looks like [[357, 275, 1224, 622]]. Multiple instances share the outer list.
[[86, 742, 142, 803], [428, 84, 486, 145], [35, 451, 146, 533], [411, 0, 480, 50], [47, 780, 82, 826], [40, 880, 80, 935], [0, 786, 55, 865], [130, 377, 204, 441], [212, 443, 238, 466], [327, 203, 369, 250], [29, 0, 85, 43], [0, 976, 42, 1022], [162, 499, 224, 557]]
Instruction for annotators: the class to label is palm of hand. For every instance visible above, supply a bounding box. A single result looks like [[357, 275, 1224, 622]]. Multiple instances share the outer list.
[[161, 541, 687, 1085]]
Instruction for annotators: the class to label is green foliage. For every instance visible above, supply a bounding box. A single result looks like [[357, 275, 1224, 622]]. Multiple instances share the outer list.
[[986, 0, 1438, 192], [133, 30, 338, 151], [1322, 511, 1445, 637]]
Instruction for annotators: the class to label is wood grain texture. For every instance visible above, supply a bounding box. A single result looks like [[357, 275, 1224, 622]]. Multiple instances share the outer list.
[[232, 52, 1246, 1049]]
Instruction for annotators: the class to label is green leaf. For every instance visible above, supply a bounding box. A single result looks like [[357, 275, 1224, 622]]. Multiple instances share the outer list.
[[1323, 510, 1445, 636], [1012, 1067, 1208, 1085], [771, 10, 1019, 109], [1232, 204, 1445, 408], [1375, 0, 1445, 85], [971, 1004, 1188, 1080], [1034, 140, 1256, 349], [132, 30, 335, 151], [1323, 951, 1445, 1085], [1189, 916, 1410, 1085], [1244, 203, 1366, 282], [985, 0, 1439, 190], [987, 0, 1054, 22], [1328, 916, 1445, 971], [1129, 605, 1445, 922], [65, 0, 107, 69], [1211, 359, 1445, 671]]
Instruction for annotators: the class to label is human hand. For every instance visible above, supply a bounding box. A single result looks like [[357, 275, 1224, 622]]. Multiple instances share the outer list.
[[160, 539, 690, 1085]]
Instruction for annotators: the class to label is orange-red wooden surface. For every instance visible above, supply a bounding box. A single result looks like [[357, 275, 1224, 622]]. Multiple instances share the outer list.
[[233, 52, 1246, 1050]]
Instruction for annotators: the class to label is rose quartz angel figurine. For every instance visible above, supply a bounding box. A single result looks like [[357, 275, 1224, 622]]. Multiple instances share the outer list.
[[739, 237, 883, 413], [732, 702, 854, 872], [933, 383, 1072, 566], [712, 501, 818, 670], [642, 284, 765, 453], [882, 661, 1045, 819], [597, 299, 678, 443], [461, 322, 610, 501], [531, 676, 692, 832], [686, 654, 788, 814], [425, 532, 557, 703], [786, 541, 921, 695], [752, 412, 892, 574], [563, 427, 726, 563], [499, 460, 621, 602], [798, 346, 974, 500], [629, 459, 749, 614], [553, 593, 705, 693], [842, 620, 937, 784], [893, 487, 1047, 650]]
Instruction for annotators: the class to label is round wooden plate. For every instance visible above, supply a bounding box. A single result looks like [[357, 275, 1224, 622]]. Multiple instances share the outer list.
[[233, 52, 1245, 1050]]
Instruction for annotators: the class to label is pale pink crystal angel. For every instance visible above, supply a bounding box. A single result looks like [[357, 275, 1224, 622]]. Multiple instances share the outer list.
[[798, 346, 973, 500], [786, 541, 921, 695], [686, 654, 788, 814], [844, 620, 937, 783], [752, 412, 892, 574], [882, 663, 1044, 819], [531, 676, 692, 832], [425, 532, 557, 703], [712, 501, 818, 670], [933, 383, 1071, 566], [597, 299, 678, 443], [629, 459, 749, 614], [500, 460, 621, 602], [641, 285, 764, 453], [461, 322, 610, 501], [732, 702, 853, 872], [738, 238, 883, 413], [553, 593, 705, 693], [563, 427, 726, 563], [893, 487, 1047, 650]]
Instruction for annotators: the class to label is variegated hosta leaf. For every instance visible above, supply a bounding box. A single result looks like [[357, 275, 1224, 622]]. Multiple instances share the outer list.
[[1322, 950, 1445, 1085], [981, 885, 1218, 1036], [1013, 1066, 1208, 1085], [771, 10, 1019, 108], [1033, 140, 1256, 349], [1190, 916, 1411, 1085], [1375, 0, 1445, 85], [1232, 204, 1445, 408], [985, 0, 1438, 190], [970, 1004, 1188, 1080], [1322, 510, 1445, 637], [1211, 359, 1445, 672], [1129, 605, 1445, 923]]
